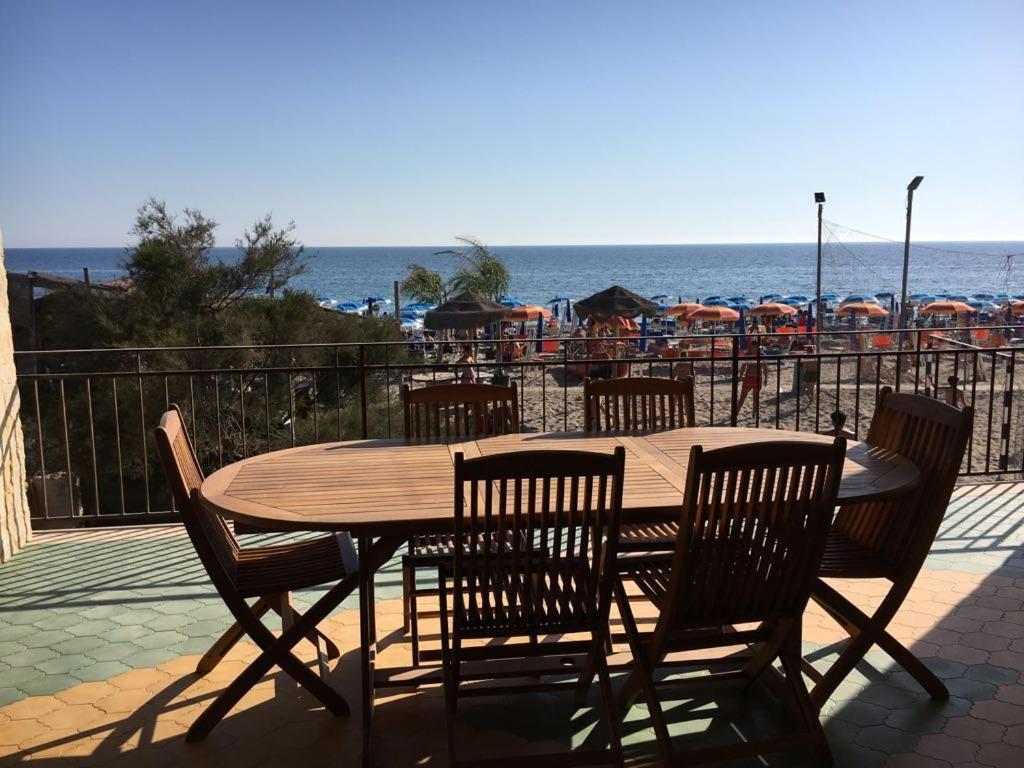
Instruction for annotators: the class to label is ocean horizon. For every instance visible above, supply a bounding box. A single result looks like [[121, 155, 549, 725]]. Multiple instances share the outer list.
[[6, 241, 1023, 308]]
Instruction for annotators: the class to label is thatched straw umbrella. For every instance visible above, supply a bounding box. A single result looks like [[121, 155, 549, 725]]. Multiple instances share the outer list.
[[573, 286, 658, 322], [424, 292, 510, 331]]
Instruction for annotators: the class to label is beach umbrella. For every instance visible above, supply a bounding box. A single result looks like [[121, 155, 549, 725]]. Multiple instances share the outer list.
[[908, 293, 935, 302], [759, 293, 783, 303], [506, 305, 552, 322], [972, 293, 995, 301], [840, 294, 880, 305], [817, 293, 840, 302], [778, 297, 805, 306], [499, 296, 525, 307], [727, 295, 752, 305], [993, 293, 1012, 304], [1013, 294, 1024, 301], [920, 300, 974, 316], [689, 305, 740, 322], [424, 291, 510, 331], [664, 302, 703, 319], [731, 302, 752, 311], [573, 285, 658, 320], [836, 302, 889, 318], [943, 294, 970, 302], [785, 295, 811, 303], [749, 302, 798, 318], [968, 301, 999, 312], [703, 295, 722, 302], [737, 308, 747, 351], [702, 298, 735, 307], [875, 292, 895, 300], [639, 314, 648, 352], [649, 294, 670, 301]]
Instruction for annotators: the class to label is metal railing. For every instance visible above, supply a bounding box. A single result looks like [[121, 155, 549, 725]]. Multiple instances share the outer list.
[[14, 324, 1024, 528]]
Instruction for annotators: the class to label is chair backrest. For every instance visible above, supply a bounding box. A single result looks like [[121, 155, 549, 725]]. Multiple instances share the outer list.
[[402, 382, 519, 440], [155, 406, 239, 585], [835, 387, 973, 574], [658, 439, 846, 630], [451, 447, 626, 635], [583, 376, 696, 432]]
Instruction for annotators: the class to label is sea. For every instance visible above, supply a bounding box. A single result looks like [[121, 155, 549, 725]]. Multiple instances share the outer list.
[[5, 242, 1023, 307]]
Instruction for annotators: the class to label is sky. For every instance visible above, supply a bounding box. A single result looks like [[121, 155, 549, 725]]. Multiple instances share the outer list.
[[0, 0, 1022, 248]]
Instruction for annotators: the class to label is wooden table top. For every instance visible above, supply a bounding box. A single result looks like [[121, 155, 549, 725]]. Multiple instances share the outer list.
[[199, 427, 919, 537]]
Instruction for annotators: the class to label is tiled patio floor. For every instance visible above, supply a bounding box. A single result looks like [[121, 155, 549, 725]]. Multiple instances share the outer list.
[[2, 482, 1024, 766]]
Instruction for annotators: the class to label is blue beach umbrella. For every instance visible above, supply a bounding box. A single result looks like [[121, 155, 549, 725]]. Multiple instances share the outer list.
[[759, 293, 783, 303], [993, 293, 1012, 304], [841, 294, 879, 305], [944, 294, 970, 302], [778, 297, 804, 307], [649, 294, 669, 301], [727, 296, 752, 305], [972, 293, 995, 301], [817, 293, 840, 302], [703, 298, 734, 307], [639, 314, 649, 352], [908, 293, 934, 302], [785, 295, 811, 303]]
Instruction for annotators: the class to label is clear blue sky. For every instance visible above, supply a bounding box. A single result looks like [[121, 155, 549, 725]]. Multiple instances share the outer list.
[[1, 0, 1021, 247]]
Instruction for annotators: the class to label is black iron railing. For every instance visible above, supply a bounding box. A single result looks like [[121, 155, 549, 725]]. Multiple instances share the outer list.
[[14, 325, 1024, 527]]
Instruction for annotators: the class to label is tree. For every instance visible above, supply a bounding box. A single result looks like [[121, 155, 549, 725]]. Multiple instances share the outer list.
[[400, 263, 448, 305], [400, 237, 511, 305], [445, 237, 511, 301]]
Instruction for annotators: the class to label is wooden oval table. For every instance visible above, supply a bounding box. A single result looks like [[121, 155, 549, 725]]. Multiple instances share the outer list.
[[200, 427, 920, 766]]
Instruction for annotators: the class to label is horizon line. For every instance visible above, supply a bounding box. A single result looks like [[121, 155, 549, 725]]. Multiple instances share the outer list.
[[6, 237, 1024, 251]]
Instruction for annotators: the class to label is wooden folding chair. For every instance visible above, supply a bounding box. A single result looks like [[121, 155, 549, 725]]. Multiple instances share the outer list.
[[155, 406, 357, 740], [584, 375, 695, 552], [400, 382, 519, 665], [440, 447, 626, 767], [616, 439, 846, 766], [806, 387, 973, 707]]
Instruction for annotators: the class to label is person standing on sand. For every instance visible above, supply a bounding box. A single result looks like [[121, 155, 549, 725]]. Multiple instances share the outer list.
[[737, 344, 768, 412]]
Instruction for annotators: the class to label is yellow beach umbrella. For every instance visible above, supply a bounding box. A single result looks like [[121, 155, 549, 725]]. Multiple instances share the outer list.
[[664, 302, 703, 319], [920, 301, 974, 316], [689, 305, 740, 322], [506, 305, 552, 322], [836, 302, 889, 318], [749, 302, 798, 318]]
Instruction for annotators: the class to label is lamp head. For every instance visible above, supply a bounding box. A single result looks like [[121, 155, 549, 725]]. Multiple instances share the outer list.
[[907, 176, 924, 191], [814, 192, 826, 204]]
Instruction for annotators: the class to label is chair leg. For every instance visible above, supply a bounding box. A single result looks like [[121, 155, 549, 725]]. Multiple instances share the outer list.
[[409, 564, 421, 667], [595, 652, 624, 767], [574, 631, 604, 707], [269, 600, 341, 661], [614, 582, 673, 767], [809, 577, 947, 706], [196, 596, 273, 675], [402, 561, 412, 633], [438, 568, 458, 768], [778, 631, 832, 765]]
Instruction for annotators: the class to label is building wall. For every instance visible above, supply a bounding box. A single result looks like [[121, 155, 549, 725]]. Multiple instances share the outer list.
[[0, 231, 31, 561]]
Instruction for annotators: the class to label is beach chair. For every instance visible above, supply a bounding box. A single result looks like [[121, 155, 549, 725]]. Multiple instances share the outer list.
[[806, 388, 973, 706], [400, 382, 520, 665], [440, 448, 626, 767], [616, 439, 846, 766], [154, 406, 354, 740], [583, 376, 695, 553]]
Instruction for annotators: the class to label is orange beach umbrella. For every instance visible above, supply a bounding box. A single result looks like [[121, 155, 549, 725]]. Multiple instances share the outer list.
[[920, 301, 974, 316], [836, 302, 889, 318], [506, 305, 552, 322], [664, 302, 703, 319], [749, 302, 798, 318], [689, 305, 740, 322]]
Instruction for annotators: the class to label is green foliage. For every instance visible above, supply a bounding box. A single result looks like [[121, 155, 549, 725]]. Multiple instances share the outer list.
[[25, 199, 407, 518], [401, 237, 511, 305], [446, 237, 511, 301], [400, 263, 449, 305]]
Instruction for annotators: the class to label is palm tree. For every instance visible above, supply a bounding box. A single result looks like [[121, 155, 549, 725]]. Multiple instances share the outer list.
[[400, 263, 448, 305], [440, 237, 511, 302]]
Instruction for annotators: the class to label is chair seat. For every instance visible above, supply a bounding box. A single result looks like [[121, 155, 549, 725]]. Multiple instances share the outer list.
[[450, 556, 598, 636], [406, 533, 458, 564], [818, 529, 894, 579], [619, 522, 678, 550], [236, 534, 351, 598]]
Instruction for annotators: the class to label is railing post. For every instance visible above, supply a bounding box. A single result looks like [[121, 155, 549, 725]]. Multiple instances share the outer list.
[[359, 344, 368, 439], [730, 335, 739, 427]]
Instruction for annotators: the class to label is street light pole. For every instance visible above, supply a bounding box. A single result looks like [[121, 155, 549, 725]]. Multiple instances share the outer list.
[[900, 176, 924, 332], [815, 192, 825, 351]]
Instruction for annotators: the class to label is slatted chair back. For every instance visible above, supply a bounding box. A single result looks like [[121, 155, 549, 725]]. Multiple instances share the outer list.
[[402, 382, 519, 440], [156, 406, 240, 586], [834, 387, 973, 575], [583, 376, 695, 432], [657, 439, 846, 630], [451, 448, 626, 637]]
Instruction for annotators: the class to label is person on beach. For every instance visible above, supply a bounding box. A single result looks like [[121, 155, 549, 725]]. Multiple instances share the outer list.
[[456, 344, 477, 383], [737, 344, 768, 412]]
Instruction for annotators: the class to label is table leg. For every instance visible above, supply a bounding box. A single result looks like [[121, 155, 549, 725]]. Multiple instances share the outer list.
[[358, 534, 405, 768]]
